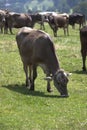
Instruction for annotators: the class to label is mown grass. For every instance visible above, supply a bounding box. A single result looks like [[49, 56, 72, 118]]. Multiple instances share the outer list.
[[0, 24, 87, 130]]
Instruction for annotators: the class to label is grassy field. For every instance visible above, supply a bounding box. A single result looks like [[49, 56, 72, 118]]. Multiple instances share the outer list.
[[0, 24, 87, 130]]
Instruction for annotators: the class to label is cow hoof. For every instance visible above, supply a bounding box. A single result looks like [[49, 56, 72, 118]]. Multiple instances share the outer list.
[[61, 95, 69, 98], [29, 86, 34, 91], [47, 89, 53, 93], [82, 67, 86, 71]]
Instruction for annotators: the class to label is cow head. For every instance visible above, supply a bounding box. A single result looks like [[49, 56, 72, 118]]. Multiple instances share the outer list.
[[53, 69, 70, 97], [48, 15, 58, 37]]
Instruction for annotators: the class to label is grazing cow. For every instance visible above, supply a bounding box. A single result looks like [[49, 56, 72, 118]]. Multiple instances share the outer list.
[[29, 13, 48, 30], [80, 26, 87, 71], [0, 9, 6, 33], [5, 12, 32, 34], [48, 14, 69, 37], [16, 27, 70, 97], [69, 13, 85, 29], [37, 12, 50, 30]]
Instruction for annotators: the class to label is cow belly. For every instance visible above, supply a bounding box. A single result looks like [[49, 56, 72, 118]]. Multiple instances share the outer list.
[[21, 57, 48, 75], [21, 56, 32, 65]]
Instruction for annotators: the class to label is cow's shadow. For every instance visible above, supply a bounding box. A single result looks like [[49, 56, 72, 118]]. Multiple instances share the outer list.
[[71, 70, 87, 75], [2, 84, 64, 98]]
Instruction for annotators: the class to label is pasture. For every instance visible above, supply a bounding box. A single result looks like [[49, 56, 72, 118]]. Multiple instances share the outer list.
[[0, 24, 87, 130]]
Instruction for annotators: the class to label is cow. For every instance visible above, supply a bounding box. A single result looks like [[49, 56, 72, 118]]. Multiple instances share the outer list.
[[48, 14, 69, 37], [58, 13, 69, 18], [80, 26, 87, 71], [5, 12, 32, 34], [16, 27, 70, 97], [37, 12, 50, 30], [0, 9, 6, 33], [69, 13, 86, 29], [29, 13, 48, 30]]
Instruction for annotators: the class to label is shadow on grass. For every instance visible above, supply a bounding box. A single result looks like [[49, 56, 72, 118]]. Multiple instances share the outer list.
[[71, 70, 87, 75], [2, 84, 65, 98]]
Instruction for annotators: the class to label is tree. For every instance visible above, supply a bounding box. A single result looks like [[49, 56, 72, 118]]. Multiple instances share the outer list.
[[50, 0, 69, 13], [73, 1, 87, 19], [0, 0, 87, 14]]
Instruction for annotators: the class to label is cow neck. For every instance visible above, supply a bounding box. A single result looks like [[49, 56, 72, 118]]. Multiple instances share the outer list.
[[48, 57, 60, 76]]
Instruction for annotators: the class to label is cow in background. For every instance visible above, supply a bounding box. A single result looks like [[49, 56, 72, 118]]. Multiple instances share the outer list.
[[29, 13, 49, 30], [0, 9, 6, 33], [69, 13, 86, 29], [80, 26, 87, 71], [16, 27, 70, 97], [29, 12, 62, 30], [4, 12, 32, 34], [48, 13, 69, 37]]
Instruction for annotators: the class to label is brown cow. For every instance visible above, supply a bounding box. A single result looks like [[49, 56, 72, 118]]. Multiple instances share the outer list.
[[48, 14, 69, 37], [16, 27, 70, 97], [80, 26, 87, 71], [5, 12, 32, 34]]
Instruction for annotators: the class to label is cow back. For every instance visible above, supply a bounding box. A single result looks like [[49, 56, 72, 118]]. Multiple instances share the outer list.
[[16, 27, 59, 73]]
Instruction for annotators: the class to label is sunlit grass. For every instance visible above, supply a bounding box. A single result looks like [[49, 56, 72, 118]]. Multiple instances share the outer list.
[[0, 24, 87, 130]]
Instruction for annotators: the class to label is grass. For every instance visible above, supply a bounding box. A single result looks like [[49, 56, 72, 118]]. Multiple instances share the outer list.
[[0, 24, 87, 130]]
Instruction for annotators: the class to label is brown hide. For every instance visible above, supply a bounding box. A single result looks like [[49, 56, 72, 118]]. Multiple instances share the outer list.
[[29, 13, 47, 30], [16, 27, 59, 74], [16, 27, 69, 97], [6, 12, 32, 34], [48, 14, 69, 37], [80, 26, 87, 71]]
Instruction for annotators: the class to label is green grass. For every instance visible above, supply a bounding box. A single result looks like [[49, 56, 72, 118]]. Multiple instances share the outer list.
[[0, 25, 87, 130]]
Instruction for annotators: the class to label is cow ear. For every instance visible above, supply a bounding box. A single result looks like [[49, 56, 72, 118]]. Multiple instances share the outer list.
[[44, 76, 52, 81]]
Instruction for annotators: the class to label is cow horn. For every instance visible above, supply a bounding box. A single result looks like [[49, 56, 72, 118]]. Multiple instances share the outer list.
[[44, 76, 52, 81]]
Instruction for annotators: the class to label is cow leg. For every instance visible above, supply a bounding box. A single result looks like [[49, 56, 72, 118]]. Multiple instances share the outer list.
[[9, 27, 13, 34], [47, 81, 53, 92], [79, 23, 81, 30], [4, 27, 8, 34], [31, 65, 37, 90], [53, 27, 57, 37], [42, 23, 45, 30], [1, 27, 3, 33], [72, 24, 75, 29], [54, 32, 56, 37], [67, 26, 69, 36], [40, 23, 42, 30], [29, 65, 37, 91], [81, 50, 86, 71], [23, 64, 30, 88], [63, 28, 66, 36], [54, 31, 57, 37], [46, 74, 53, 92], [4, 21, 7, 33], [82, 56, 86, 71]]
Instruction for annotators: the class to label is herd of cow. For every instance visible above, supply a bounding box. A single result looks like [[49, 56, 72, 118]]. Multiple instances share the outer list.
[[0, 9, 87, 97], [0, 9, 86, 35]]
